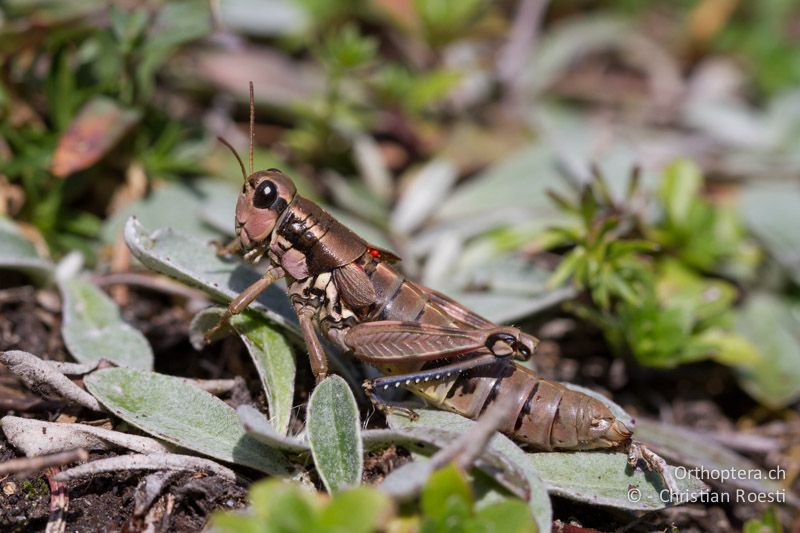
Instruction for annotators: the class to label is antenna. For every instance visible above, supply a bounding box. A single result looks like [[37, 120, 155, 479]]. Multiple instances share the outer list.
[[218, 136, 248, 182], [249, 81, 255, 175]]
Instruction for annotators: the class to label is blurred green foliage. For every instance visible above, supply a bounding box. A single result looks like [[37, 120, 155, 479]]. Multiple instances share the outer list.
[[648, 160, 759, 278], [213, 475, 394, 533], [0, 1, 211, 257], [211, 464, 535, 533], [284, 20, 458, 165], [742, 507, 783, 533], [714, 0, 800, 97], [419, 464, 535, 533], [414, 0, 489, 49], [555, 0, 800, 97], [544, 161, 760, 368]]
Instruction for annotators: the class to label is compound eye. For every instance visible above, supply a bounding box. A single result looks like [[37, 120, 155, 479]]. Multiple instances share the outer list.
[[253, 180, 278, 209]]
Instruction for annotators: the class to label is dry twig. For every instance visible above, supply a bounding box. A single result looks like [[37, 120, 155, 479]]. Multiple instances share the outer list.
[[0, 448, 89, 476]]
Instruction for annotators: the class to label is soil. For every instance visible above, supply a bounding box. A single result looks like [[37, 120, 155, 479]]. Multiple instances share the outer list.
[[1, 273, 798, 532]]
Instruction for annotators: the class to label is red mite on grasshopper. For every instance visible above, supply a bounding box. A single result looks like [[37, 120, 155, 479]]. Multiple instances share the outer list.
[[207, 83, 674, 487]]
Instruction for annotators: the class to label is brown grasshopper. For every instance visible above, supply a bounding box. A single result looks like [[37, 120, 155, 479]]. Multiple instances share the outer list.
[[208, 83, 673, 484]]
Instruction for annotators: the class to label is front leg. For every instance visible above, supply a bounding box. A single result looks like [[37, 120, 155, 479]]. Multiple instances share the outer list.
[[294, 304, 328, 384], [204, 264, 284, 342]]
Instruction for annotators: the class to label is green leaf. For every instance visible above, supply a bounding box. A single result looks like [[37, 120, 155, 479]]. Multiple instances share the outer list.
[[210, 513, 263, 533], [475, 499, 537, 533], [421, 464, 473, 531], [60, 276, 153, 370], [735, 293, 800, 408], [0, 216, 53, 282], [742, 507, 783, 533], [692, 330, 761, 368], [547, 247, 582, 289], [415, 0, 487, 47], [85, 368, 292, 475], [192, 306, 297, 439], [655, 259, 736, 324], [407, 69, 461, 112], [320, 24, 377, 72], [230, 310, 296, 436], [525, 450, 706, 510], [659, 159, 702, 224], [247, 479, 320, 529], [306, 375, 362, 492], [123, 217, 298, 333], [320, 487, 394, 533], [213, 478, 395, 533]]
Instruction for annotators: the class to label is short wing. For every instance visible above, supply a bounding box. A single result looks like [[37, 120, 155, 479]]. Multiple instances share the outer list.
[[344, 321, 491, 363], [333, 262, 377, 309]]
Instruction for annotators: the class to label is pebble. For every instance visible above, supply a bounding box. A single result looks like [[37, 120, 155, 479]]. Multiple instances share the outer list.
[[3, 482, 17, 496]]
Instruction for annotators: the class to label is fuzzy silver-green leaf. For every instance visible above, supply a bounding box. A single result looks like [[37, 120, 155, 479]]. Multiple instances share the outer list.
[[60, 277, 153, 370], [85, 368, 292, 475], [307, 375, 362, 492]]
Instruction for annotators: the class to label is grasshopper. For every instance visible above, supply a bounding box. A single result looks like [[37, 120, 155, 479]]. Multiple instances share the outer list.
[[208, 84, 673, 483]]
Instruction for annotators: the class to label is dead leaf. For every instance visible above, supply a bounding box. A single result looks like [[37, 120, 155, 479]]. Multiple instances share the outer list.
[[51, 97, 140, 178], [687, 0, 739, 48]]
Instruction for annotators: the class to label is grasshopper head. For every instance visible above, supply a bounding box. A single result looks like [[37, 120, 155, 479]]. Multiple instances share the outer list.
[[235, 169, 297, 251], [219, 83, 298, 255]]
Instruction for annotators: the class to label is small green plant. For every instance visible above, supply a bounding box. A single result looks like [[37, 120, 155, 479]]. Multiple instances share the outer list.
[[212, 479, 393, 533], [543, 161, 760, 368], [211, 464, 536, 533], [545, 168, 655, 311], [742, 506, 783, 533], [21, 477, 49, 500], [713, 0, 800, 96], [418, 464, 536, 533], [646, 160, 759, 279], [283, 22, 459, 166], [284, 24, 378, 163]]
